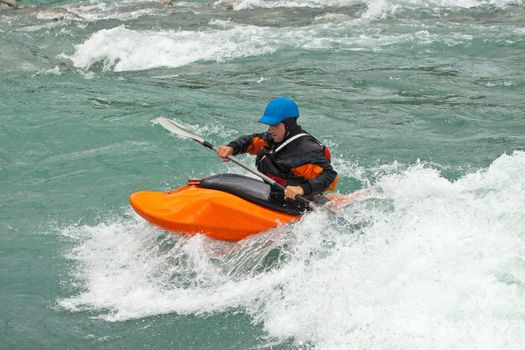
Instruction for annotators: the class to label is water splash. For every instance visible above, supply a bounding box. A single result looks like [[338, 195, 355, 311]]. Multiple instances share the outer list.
[[64, 21, 482, 72], [217, 0, 521, 14], [215, 0, 357, 10], [58, 151, 525, 348], [65, 24, 277, 72]]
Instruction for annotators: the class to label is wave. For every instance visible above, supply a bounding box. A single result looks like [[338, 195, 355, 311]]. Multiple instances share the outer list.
[[60, 1, 167, 22], [361, 0, 522, 18], [58, 151, 525, 348], [215, 0, 358, 10], [217, 0, 521, 12], [65, 18, 500, 72], [65, 24, 277, 72]]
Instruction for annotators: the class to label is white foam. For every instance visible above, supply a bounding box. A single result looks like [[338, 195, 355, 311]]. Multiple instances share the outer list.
[[216, 0, 519, 13], [257, 151, 525, 348], [65, 19, 483, 72], [61, 1, 162, 22], [215, 0, 357, 10], [58, 151, 525, 347], [57, 212, 296, 321], [361, 0, 520, 19], [66, 24, 277, 72]]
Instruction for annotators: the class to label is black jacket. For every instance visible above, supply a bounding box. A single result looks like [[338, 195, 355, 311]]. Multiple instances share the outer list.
[[227, 125, 338, 196]]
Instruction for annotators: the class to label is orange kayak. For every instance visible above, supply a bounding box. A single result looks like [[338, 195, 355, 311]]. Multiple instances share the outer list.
[[130, 174, 302, 241]]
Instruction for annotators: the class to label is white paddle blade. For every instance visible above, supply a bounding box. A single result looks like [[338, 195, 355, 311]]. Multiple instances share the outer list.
[[153, 117, 205, 144]]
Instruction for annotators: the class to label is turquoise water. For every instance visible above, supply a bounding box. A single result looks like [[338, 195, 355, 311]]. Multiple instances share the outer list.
[[1, 0, 525, 348]]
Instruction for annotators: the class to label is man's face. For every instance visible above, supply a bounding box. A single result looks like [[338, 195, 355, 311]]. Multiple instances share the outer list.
[[268, 122, 286, 143]]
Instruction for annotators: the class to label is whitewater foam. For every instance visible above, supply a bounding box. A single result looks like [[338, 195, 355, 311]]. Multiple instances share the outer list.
[[60, 1, 164, 22], [58, 151, 525, 348], [66, 24, 277, 72], [57, 212, 296, 321], [361, 0, 521, 18], [65, 17, 492, 72], [260, 151, 525, 348], [215, 0, 357, 11], [216, 0, 520, 16]]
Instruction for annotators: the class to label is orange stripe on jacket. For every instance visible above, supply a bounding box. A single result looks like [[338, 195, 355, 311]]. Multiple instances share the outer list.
[[292, 164, 324, 179], [292, 164, 339, 192], [246, 136, 269, 155]]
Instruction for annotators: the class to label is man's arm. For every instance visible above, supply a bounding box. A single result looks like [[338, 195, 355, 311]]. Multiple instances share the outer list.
[[216, 132, 271, 161], [227, 132, 271, 155], [292, 151, 338, 195]]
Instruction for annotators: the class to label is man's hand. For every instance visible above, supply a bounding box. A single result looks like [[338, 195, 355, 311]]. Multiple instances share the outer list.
[[284, 185, 304, 200], [216, 146, 234, 161]]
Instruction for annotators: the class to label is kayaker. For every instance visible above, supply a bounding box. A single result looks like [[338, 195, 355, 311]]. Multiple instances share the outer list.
[[216, 97, 338, 206]]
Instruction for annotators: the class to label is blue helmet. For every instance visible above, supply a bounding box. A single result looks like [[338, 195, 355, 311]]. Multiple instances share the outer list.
[[258, 97, 299, 126]]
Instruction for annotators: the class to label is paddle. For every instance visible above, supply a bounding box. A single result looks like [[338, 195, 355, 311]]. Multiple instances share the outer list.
[[153, 117, 339, 215]]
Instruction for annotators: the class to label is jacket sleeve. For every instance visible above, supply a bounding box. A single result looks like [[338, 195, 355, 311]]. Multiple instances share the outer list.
[[291, 150, 338, 195], [227, 132, 271, 156]]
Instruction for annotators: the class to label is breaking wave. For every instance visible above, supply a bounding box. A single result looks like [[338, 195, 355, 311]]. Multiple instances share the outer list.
[[58, 151, 525, 348], [65, 18, 500, 72]]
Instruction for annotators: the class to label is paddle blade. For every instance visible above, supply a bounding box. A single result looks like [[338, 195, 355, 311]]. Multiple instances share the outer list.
[[153, 117, 206, 144]]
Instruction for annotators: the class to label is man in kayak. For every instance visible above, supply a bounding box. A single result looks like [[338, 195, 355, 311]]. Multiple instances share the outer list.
[[216, 97, 338, 206]]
